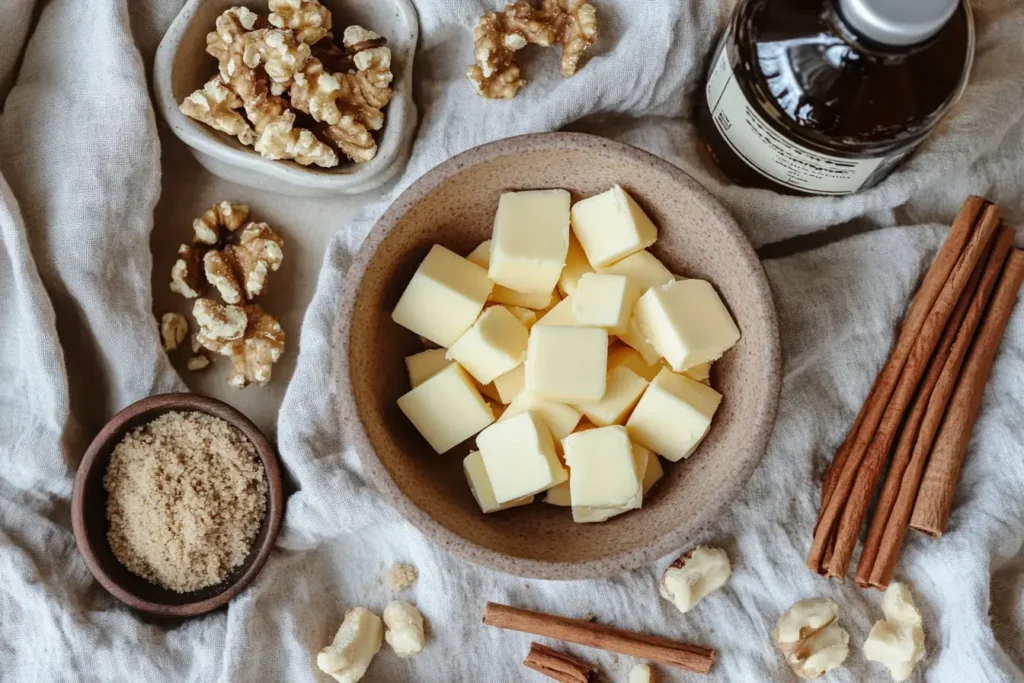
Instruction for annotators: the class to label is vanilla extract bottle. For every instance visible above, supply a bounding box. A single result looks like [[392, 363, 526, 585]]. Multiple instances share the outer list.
[[697, 0, 975, 196]]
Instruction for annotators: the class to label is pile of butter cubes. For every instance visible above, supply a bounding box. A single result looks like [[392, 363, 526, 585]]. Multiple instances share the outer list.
[[392, 185, 740, 523]]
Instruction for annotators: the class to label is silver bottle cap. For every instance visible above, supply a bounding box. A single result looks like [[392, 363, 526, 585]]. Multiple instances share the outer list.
[[839, 0, 959, 46]]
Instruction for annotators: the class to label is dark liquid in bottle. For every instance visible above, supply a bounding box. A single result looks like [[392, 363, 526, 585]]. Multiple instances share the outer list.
[[697, 0, 972, 195]]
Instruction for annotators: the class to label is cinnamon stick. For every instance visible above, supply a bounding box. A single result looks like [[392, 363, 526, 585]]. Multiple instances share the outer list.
[[808, 196, 986, 571], [523, 643, 594, 682], [910, 248, 1024, 536], [865, 226, 1015, 588], [483, 602, 715, 674], [817, 203, 1001, 578]]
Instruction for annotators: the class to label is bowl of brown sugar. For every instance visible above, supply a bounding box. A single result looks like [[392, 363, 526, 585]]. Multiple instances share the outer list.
[[72, 393, 283, 617]]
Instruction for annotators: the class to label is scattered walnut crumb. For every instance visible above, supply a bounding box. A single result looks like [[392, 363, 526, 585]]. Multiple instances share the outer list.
[[386, 563, 418, 592], [104, 411, 267, 593], [160, 312, 188, 351], [187, 355, 211, 371]]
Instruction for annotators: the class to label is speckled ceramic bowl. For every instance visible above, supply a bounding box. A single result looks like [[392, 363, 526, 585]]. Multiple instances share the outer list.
[[153, 0, 418, 196], [336, 133, 781, 580]]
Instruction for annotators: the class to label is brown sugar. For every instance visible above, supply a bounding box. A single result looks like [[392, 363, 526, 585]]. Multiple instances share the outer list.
[[104, 410, 267, 593]]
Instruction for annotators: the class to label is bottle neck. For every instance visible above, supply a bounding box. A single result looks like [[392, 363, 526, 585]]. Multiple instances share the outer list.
[[833, 0, 959, 50]]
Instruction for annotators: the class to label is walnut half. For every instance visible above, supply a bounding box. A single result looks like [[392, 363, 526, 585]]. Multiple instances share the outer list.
[[193, 299, 285, 388], [774, 599, 850, 679], [467, 0, 598, 99]]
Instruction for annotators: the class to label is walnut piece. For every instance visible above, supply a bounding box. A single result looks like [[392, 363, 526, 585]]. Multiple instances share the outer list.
[[382, 600, 425, 659], [774, 599, 850, 679], [187, 355, 211, 371], [194, 201, 250, 246], [268, 0, 332, 45], [628, 664, 654, 683], [170, 244, 203, 299], [193, 300, 285, 388], [193, 298, 247, 349], [159, 313, 188, 352], [255, 109, 339, 167], [863, 582, 925, 682], [318, 607, 383, 683], [658, 546, 732, 615], [242, 28, 312, 85], [385, 563, 418, 592], [466, 0, 598, 99], [179, 77, 255, 145], [204, 249, 244, 304]]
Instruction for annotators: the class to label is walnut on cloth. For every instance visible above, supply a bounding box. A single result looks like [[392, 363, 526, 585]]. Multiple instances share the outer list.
[[193, 200, 250, 246], [193, 299, 285, 388], [170, 244, 203, 299], [159, 313, 188, 352], [203, 221, 285, 304], [179, 2, 392, 166], [467, 0, 598, 99]]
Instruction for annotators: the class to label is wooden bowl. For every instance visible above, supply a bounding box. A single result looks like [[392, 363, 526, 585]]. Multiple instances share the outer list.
[[336, 133, 781, 579], [71, 393, 284, 617]]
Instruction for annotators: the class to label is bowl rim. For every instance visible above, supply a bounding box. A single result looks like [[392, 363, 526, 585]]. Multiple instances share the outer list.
[[71, 393, 284, 617], [335, 132, 782, 580], [152, 0, 420, 194]]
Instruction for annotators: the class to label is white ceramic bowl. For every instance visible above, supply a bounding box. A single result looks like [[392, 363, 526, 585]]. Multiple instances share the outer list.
[[153, 0, 418, 197]]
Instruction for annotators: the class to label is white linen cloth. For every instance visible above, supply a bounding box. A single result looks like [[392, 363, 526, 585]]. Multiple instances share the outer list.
[[1, 0, 1023, 680]]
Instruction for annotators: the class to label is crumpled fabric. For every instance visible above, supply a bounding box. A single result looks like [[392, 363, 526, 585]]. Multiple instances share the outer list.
[[0, 0, 1022, 680]]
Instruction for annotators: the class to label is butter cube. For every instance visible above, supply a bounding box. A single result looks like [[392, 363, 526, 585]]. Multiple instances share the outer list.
[[492, 363, 526, 404], [536, 296, 579, 327], [392, 245, 493, 347], [526, 325, 608, 403], [619, 315, 660, 365], [571, 442, 650, 523], [635, 444, 664, 495], [558, 235, 595, 297], [505, 306, 539, 330], [468, 241, 561, 310], [634, 279, 741, 371], [572, 365, 648, 426], [499, 391, 582, 440], [572, 273, 638, 335], [627, 368, 722, 461], [477, 411, 568, 503], [447, 306, 528, 385], [465, 240, 491, 269], [398, 364, 495, 453], [489, 189, 571, 294], [490, 285, 559, 310], [405, 348, 450, 387], [684, 361, 712, 385], [608, 343, 660, 381], [543, 480, 572, 506], [563, 426, 643, 523], [463, 450, 534, 513], [570, 185, 657, 267], [597, 250, 674, 294]]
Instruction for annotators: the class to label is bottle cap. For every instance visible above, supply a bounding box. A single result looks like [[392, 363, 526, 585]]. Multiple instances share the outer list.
[[839, 0, 959, 46]]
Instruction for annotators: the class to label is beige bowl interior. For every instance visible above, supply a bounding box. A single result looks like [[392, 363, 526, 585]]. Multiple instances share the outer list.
[[337, 134, 781, 579]]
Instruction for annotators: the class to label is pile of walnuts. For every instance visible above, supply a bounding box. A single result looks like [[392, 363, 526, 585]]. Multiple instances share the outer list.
[[467, 0, 598, 99], [163, 201, 286, 389], [179, 0, 393, 167]]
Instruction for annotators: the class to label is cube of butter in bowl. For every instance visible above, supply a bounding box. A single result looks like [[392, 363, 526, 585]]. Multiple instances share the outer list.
[[335, 132, 781, 580]]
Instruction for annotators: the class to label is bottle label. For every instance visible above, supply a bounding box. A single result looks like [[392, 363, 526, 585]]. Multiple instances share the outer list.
[[706, 43, 886, 195]]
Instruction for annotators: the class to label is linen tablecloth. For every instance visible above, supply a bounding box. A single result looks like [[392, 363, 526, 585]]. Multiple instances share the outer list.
[[1, 0, 1023, 680]]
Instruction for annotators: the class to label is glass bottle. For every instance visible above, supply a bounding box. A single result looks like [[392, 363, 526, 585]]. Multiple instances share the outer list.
[[696, 0, 975, 196]]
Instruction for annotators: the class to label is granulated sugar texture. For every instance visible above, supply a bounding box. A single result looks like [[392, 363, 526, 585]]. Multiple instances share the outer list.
[[104, 410, 267, 593]]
